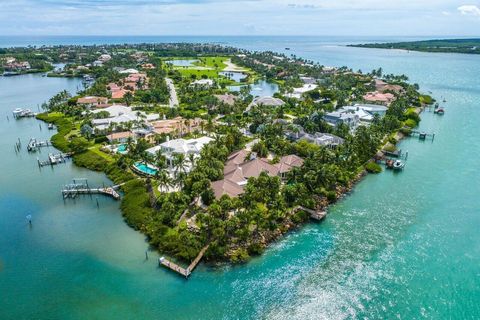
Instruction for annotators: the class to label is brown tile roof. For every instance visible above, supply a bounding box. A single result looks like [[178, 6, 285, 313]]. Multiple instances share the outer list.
[[211, 151, 303, 199], [77, 96, 108, 105], [211, 179, 245, 199], [275, 154, 304, 173], [107, 131, 135, 141]]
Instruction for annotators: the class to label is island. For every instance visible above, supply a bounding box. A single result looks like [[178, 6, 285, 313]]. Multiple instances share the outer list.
[[5, 43, 434, 275], [349, 38, 480, 54]]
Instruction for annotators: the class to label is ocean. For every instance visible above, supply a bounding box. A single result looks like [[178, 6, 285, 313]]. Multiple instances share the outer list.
[[0, 36, 479, 319]]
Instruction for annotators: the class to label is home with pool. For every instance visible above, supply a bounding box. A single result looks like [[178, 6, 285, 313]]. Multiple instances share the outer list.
[[135, 136, 214, 176]]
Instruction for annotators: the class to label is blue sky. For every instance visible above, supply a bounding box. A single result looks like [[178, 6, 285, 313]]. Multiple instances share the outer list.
[[0, 0, 479, 36]]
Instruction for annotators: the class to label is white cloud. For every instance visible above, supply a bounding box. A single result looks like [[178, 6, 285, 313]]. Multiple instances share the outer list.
[[458, 5, 480, 16]]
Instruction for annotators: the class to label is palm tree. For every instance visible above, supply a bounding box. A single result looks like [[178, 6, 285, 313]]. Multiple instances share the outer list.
[[156, 170, 173, 193], [173, 153, 188, 177]]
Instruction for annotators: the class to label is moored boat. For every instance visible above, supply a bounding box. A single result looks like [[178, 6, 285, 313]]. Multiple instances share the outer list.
[[393, 160, 405, 170]]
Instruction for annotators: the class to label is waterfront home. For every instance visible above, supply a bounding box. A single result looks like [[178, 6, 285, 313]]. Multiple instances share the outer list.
[[363, 91, 395, 105], [211, 151, 303, 199], [323, 111, 359, 129], [147, 136, 214, 171], [91, 105, 159, 131], [299, 132, 345, 148], [350, 104, 388, 117], [77, 96, 109, 109], [2, 58, 31, 71], [374, 79, 405, 94], [284, 124, 345, 148]]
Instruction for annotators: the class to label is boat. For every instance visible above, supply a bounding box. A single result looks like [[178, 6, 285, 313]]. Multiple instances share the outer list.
[[285, 47, 291, 50], [393, 160, 405, 170], [2, 71, 19, 77], [434, 103, 439, 109], [48, 123, 54, 130], [443, 98, 447, 103], [385, 159, 395, 169], [434, 107, 445, 115]]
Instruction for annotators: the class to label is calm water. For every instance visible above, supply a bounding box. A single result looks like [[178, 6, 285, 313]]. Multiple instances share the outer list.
[[1, 37, 479, 319], [228, 79, 280, 97]]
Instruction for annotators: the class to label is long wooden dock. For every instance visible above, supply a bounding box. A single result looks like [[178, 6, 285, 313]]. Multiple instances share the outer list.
[[159, 244, 209, 278], [62, 187, 120, 200], [61, 179, 121, 200]]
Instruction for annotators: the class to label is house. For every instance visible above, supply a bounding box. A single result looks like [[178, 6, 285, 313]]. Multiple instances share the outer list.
[[119, 68, 139, 74], [150, 117, 203, 135], [363, 92, 395, 105], [323, 111, 359, 129], [147, 136, 214, 171], [247, 96, 285, 112], [214, 94, 237, 106], [90, 105, 159, 131], [374, 79, 404, 94], [300, 76, 317, 85], [211, 150, 303, 199], [344, 104, 388, 118], [299, 132, 344, 148], [191, 79, 214, 88], [285, 83, 318, 99], [77, 96, 109, 109], [106, 131, 136, 143], [98, 54, 112, 62]]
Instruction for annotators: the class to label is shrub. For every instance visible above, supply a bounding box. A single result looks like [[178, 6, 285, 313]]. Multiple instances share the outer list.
[[121, 179, 154, 230], [73, 150, 108, 171], [404, 119, 418, 128], [365, 162, 382, 174], [94, 135, 109, 144]]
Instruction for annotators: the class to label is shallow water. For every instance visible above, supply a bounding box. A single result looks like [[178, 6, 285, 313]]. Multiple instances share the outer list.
[[1, 37, 479, 319]]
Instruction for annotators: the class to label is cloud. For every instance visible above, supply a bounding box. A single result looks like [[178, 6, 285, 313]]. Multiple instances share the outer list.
[[457, 5, 480, 16]]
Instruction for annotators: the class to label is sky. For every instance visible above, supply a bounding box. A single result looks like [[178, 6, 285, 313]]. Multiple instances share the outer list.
[[0, 0, 479, 36]]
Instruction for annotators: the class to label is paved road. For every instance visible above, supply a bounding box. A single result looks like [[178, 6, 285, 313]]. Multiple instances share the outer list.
[[165, 78, 179, 108]]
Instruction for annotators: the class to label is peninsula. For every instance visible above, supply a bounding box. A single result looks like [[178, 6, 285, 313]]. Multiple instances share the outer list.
[[5, 43, 433, 271], [350, 38, 480, 54]]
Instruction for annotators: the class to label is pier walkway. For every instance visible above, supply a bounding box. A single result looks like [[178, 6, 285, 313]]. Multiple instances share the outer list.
[[61, 179, 123, 200], [159, 244, 209, 278], [295, 206, 327, 221]]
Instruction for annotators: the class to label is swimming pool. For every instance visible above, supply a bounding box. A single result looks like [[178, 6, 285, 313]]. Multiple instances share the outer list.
[[117, 144, 127, 154], [133, 162, 158, 176]]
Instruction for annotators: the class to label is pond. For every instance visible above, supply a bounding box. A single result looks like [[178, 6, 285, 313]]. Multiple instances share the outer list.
[[165, 59, 199, 67], [219, 71, 247, 82], [228, 79, 279, 97]]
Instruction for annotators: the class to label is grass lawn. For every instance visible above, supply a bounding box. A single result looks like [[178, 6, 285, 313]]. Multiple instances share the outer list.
[[89, 144, 115, 163], [193, 56, 229, 70]]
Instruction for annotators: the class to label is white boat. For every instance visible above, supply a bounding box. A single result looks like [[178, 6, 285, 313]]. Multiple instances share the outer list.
[[393, 160, 405, 170]]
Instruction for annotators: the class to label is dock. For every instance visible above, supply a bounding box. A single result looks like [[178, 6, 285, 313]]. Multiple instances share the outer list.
[[159, 244, 209, 278], [27, 138, 51, 152], [295, 206, 327, 221], [37, 153, 71, 167], [410, 130, 435, 141], [13, 108, 37, 119], [61, 178, 121, 200]]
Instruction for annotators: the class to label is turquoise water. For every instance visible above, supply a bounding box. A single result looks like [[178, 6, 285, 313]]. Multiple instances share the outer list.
[[1, 37, 480, 319], [228, 79, 280, 97], [133, 162, 157, 176], [219, 71, 247, 82], [166, 59, 199, 67], [117, 144, 127, 154]]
